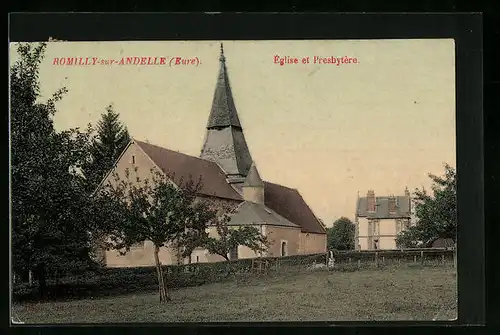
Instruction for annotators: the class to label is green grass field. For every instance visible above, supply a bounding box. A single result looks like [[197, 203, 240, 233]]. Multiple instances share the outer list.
[[13, 265, 457, 323]]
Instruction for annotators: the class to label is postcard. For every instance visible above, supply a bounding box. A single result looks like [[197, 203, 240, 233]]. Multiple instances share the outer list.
[[10, 39, 457, 323]]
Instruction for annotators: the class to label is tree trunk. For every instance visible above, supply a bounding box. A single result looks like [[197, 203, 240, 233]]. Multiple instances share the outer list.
[[37, 264, 46, 299], [224, 257, 232, 277], [154, 245, 170, 302]]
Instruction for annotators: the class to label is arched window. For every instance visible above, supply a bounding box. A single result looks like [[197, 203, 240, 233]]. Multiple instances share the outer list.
[[281, 241, 287, 257]]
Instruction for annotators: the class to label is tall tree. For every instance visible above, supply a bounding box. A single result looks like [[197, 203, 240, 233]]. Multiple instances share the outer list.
[[84, 105, 130, 191], [396, 164, 457, 248], [97, 168, 217, 302], [327, 217, 356, 251], [10, 43, 97, 295]]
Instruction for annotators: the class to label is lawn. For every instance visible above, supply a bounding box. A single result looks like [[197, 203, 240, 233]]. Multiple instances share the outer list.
[[13, 265, 457, 323]]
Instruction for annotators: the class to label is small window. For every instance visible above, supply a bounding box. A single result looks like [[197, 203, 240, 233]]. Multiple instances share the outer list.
[[131, 155, 136, 164], [281, 241, 287, 256], [196, 256, 199, 263]]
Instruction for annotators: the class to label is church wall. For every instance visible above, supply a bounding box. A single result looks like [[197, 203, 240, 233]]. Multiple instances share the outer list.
[[242, 187, 265, 204], [98, 141, 242, 268], [299, 232, 327, 254], [100, 141, 158, 190], [105, 241, 179, 267], [264, 225, 302, 257]]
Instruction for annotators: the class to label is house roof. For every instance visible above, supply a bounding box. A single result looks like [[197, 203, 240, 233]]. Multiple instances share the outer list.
[[356, 196, 411, 219], [206, 43, 241, 129], [264, 181, 326, 234], [135, 140, 242, 200], [228, 201, 300, 228], [134, 140, 325, 235]]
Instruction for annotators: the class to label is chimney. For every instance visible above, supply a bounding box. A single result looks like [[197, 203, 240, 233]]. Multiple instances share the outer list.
[[367, 190, 376, 212], [404, 186, 411, 215], [388, 195, 397, 215], [242, 162, 264, 204]]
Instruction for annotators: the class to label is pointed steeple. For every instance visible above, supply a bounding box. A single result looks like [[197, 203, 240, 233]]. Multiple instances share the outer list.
[[200, 43, 253, 180], [206, 43, 242, 129], [242, 162, 264, 203]]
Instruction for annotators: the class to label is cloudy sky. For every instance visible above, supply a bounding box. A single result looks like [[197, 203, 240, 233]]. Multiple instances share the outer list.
[[10, 39, 456, 226]]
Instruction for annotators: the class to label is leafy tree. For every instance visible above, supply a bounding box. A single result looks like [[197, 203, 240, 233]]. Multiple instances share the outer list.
[[201, 214, 269, 273], [396, 164, 457, 248], [327, 217, 355, 251], [97, 168, 217, 302], [84, 105, 130, 191], [10, 42, 97, 295]]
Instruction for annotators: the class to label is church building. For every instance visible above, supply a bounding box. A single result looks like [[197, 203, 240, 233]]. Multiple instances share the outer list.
[[96, 44, 327, 267]]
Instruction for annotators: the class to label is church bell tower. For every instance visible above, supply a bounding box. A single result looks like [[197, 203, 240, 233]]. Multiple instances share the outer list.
[[200, 43, 253, 184]]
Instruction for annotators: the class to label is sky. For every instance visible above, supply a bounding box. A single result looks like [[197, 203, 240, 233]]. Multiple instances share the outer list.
[[9, 40, 456, 227]]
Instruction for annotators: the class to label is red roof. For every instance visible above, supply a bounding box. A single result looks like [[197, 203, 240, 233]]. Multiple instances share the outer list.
[[135, 140, 325, 235], [264, 182, 326, 234], [136, 140, 241, 200]]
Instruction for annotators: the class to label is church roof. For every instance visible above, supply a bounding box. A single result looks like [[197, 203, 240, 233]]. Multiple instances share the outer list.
[[243, 162, 264, 187], [135, 140, 241, 200], [206, 43, 242, 129], [264, 181, 326, 234], [227, 201, 300, 228], [134, 140, 326, 234]]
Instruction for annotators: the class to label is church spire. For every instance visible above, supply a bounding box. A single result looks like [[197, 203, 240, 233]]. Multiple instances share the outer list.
[[200, 44, 253, 181], [205, 42, 242, 129]]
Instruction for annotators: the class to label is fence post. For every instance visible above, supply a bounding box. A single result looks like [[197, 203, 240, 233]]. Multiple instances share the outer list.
[[375, 252, 378, 267], [357, 259, 361, 269], [382, 256, 385, 265], [349, 257, 352, 264], [441, 254, 445, 264], [28, 270, 33, 286], [420, 250, 425, 265], [413, 255, 417, 264]]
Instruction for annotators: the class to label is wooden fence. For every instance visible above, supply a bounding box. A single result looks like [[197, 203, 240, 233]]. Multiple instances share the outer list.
[[331, 248, 456, 268]]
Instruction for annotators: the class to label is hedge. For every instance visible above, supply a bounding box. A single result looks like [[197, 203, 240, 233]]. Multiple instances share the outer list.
[[12, 249, 453, 302], [12, 253, 327, 302]]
